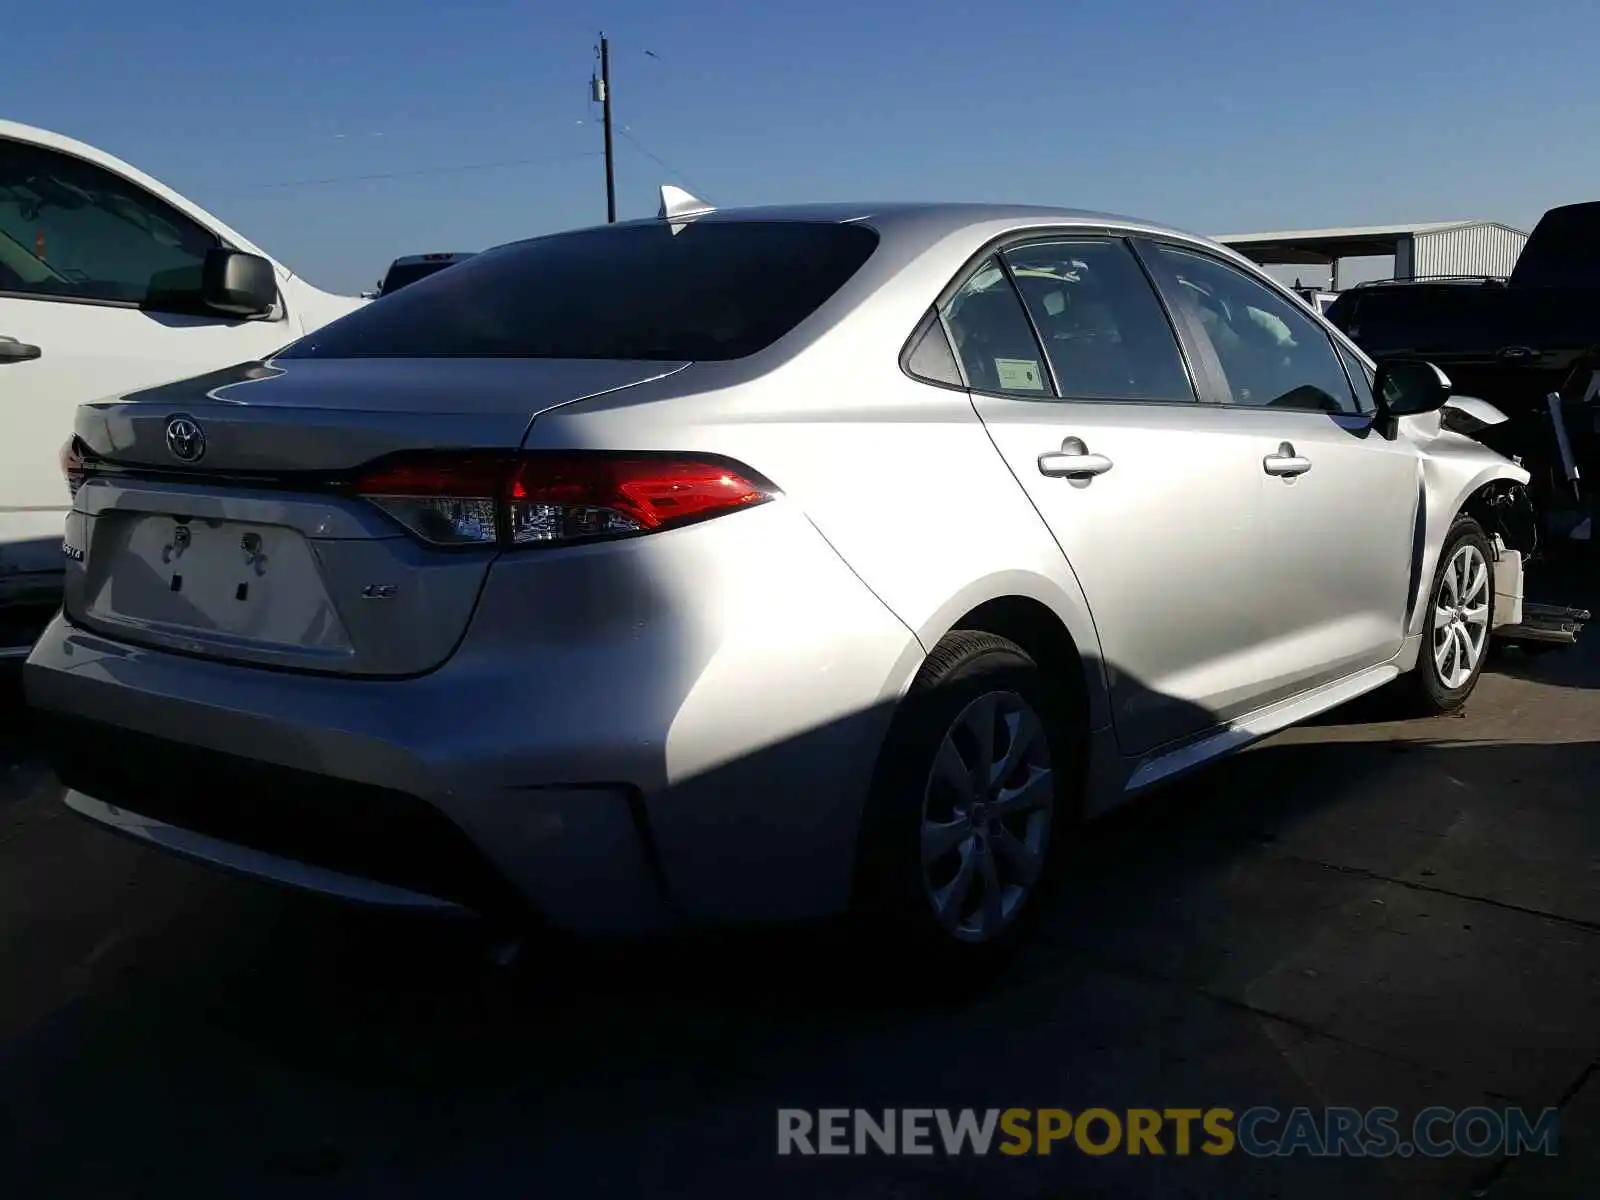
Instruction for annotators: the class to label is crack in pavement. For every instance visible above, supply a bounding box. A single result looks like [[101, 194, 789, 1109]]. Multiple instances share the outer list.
[[1048, 941, 1454, 1081], [1274, 855, 1600, 936], [1467, 1058, 1598, 1197]]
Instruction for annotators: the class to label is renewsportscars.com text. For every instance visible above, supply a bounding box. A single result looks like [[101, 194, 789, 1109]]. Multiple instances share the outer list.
[[777, 1106, 1560, 1159]]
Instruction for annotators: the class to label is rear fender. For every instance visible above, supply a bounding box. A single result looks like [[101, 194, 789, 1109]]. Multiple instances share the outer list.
[[907, 569, 1111, 731]]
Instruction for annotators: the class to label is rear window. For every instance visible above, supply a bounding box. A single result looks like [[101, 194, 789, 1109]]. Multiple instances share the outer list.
[[1331, 283, 1597, 357], [283, 221, 880, 361], [379, 260, 463, 295], [1328, 287, 1492, 355]]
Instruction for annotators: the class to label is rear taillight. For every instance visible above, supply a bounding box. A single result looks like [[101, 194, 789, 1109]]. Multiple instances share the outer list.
[[60, 437, 86, 498], [353, 458, 507, 547], [352, 453, 776, 549]]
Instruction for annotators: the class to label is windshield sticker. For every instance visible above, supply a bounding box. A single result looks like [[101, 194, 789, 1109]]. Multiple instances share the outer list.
[[995, 358, 1046, 391]]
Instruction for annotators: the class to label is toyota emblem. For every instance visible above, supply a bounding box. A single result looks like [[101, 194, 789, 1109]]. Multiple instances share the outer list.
[[165, 415, 206, 464]]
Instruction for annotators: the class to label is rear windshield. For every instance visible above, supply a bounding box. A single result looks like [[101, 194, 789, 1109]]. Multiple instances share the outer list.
[[379, 260, 462, 294], [1330, 284, 1597, 356], [284, 220, 880, 361], [1327, 288, 1488, 354]]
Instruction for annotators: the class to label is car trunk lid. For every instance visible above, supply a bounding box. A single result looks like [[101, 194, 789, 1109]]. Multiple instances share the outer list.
[[65, 356, 687, 677]]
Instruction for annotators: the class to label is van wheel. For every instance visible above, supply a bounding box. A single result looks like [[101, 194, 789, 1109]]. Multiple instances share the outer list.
[[1401, 517, 1495, 714], [852, 631, 1079, 977]]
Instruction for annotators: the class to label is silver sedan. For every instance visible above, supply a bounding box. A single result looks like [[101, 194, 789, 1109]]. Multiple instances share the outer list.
[[25, 196, 1528, 968]]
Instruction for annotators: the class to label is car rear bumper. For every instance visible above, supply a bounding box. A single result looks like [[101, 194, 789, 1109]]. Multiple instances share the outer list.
[[63, 788, 474, 915], [25, 502, 921, 933]]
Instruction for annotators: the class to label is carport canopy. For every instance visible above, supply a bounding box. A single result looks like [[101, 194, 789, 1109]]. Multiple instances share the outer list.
[[1211, 221, 1480, 267]]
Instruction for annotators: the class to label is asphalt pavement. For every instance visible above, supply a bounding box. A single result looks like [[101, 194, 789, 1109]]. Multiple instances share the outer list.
[[1, 570, 1596, 1199]]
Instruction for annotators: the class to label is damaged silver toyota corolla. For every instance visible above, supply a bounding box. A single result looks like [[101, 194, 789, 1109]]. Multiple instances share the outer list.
[[24, 189, 1572, 971]]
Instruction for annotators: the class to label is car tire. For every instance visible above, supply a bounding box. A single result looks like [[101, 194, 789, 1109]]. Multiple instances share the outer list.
[[1401, 516, 1496, 715], [851, 630, 1080, 981]]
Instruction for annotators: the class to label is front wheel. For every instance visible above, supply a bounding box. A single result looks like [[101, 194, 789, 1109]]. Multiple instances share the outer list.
[[1400, 517, 1495, 714]]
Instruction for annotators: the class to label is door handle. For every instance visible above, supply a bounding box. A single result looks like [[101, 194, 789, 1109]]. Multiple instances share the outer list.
[[0, 337, 42, 364], [1263, 442, 1312, 477], [1038, 437, 1113, 479]]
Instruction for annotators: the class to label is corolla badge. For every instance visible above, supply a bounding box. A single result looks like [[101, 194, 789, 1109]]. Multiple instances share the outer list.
[[165, 415, 206, 464]]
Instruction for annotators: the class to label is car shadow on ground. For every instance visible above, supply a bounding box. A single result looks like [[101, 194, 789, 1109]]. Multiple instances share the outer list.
[[3, 727, 1595, 1199], [3, 560, 1596, 1197]]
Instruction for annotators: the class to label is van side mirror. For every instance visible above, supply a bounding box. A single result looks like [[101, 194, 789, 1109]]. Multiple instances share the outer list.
[[202, 248, 278, 318], [1374, 358, 1452, 419]]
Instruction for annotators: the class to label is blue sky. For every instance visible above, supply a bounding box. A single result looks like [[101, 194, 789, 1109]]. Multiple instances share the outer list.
[[6, 0, 1598, 293]]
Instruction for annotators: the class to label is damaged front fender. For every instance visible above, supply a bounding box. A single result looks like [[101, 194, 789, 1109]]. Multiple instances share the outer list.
[[1405, 415, 1532, 641]]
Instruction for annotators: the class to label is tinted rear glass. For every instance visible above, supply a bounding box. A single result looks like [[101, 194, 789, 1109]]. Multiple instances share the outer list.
[[284, 221, 880, 361], [1331, 284, 1597, 356], [1329, 289, 1486, 354], [379, 261, 461, 294]]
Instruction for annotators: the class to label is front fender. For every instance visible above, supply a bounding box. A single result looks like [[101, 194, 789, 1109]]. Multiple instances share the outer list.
[[1407, 422, 1531, 639]]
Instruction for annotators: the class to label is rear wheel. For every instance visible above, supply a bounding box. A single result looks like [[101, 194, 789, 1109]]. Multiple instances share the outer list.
[[1400, 517, 1495, 714], [852, 631, 1080, 977]]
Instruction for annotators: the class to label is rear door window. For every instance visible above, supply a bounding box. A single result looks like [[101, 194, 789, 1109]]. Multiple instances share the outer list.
[[940, 258, 1052, 395], [1002, 239, 1195, 402], [282, 221, 879, 361]]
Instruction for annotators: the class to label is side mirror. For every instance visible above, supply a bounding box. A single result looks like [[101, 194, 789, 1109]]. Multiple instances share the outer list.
[[1374, 358, 1452, 419], [201, 248, 278, 318]]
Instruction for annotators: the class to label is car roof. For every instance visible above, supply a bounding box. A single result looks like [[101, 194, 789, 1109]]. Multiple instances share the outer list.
[[600, 200, 1217, 247], [511, 200, 1267, 279]]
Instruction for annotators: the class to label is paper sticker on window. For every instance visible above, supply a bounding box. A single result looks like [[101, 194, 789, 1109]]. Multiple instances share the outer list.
[[995, 358, 1046, 391]]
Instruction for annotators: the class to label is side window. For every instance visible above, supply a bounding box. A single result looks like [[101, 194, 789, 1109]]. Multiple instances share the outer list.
[[0, 137, 220, 307], [1336, 341, 1377, 414], [1151, 245, 1360, 415], [904, 308, 964, 388], [1002, 240, 1195, 402], [939, 258, 1051, 396]]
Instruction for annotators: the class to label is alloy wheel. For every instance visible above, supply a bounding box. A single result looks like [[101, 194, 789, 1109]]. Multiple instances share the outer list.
[[919, 690, 1054, 943], [1433, 542, 1491, 689]]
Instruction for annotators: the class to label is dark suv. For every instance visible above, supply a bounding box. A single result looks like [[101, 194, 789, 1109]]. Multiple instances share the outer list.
[[376, 252, 475, 297]]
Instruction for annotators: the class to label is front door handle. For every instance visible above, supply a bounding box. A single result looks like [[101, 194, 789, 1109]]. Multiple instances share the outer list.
[[1263, 442, 1312, 477], [1038, 437, 1113, 479], [0, 336, 42, 364]]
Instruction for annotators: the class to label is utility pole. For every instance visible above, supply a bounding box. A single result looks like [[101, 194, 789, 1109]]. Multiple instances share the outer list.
[[596, 33, 617, 223]]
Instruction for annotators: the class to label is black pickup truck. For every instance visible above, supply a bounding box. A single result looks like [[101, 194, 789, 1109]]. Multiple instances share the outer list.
[[1326, 201, 1600, 551]]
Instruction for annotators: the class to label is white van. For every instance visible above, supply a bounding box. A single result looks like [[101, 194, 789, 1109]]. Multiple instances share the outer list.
[[0, 120, 364, 654]]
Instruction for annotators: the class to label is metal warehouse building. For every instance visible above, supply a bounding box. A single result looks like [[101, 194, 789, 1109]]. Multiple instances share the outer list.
[[1213, 220, 1529, 286]]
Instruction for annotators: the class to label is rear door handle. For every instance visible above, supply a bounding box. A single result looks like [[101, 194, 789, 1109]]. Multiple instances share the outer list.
[[1038, 437, 1113, 479], [0, 337, 41, 364], [1263, 442, 1312, 477]]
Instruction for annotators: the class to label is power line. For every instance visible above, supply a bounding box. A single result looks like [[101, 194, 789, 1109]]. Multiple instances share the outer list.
[[615, 126, 710, 200], [231, 151, 603, 192]]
